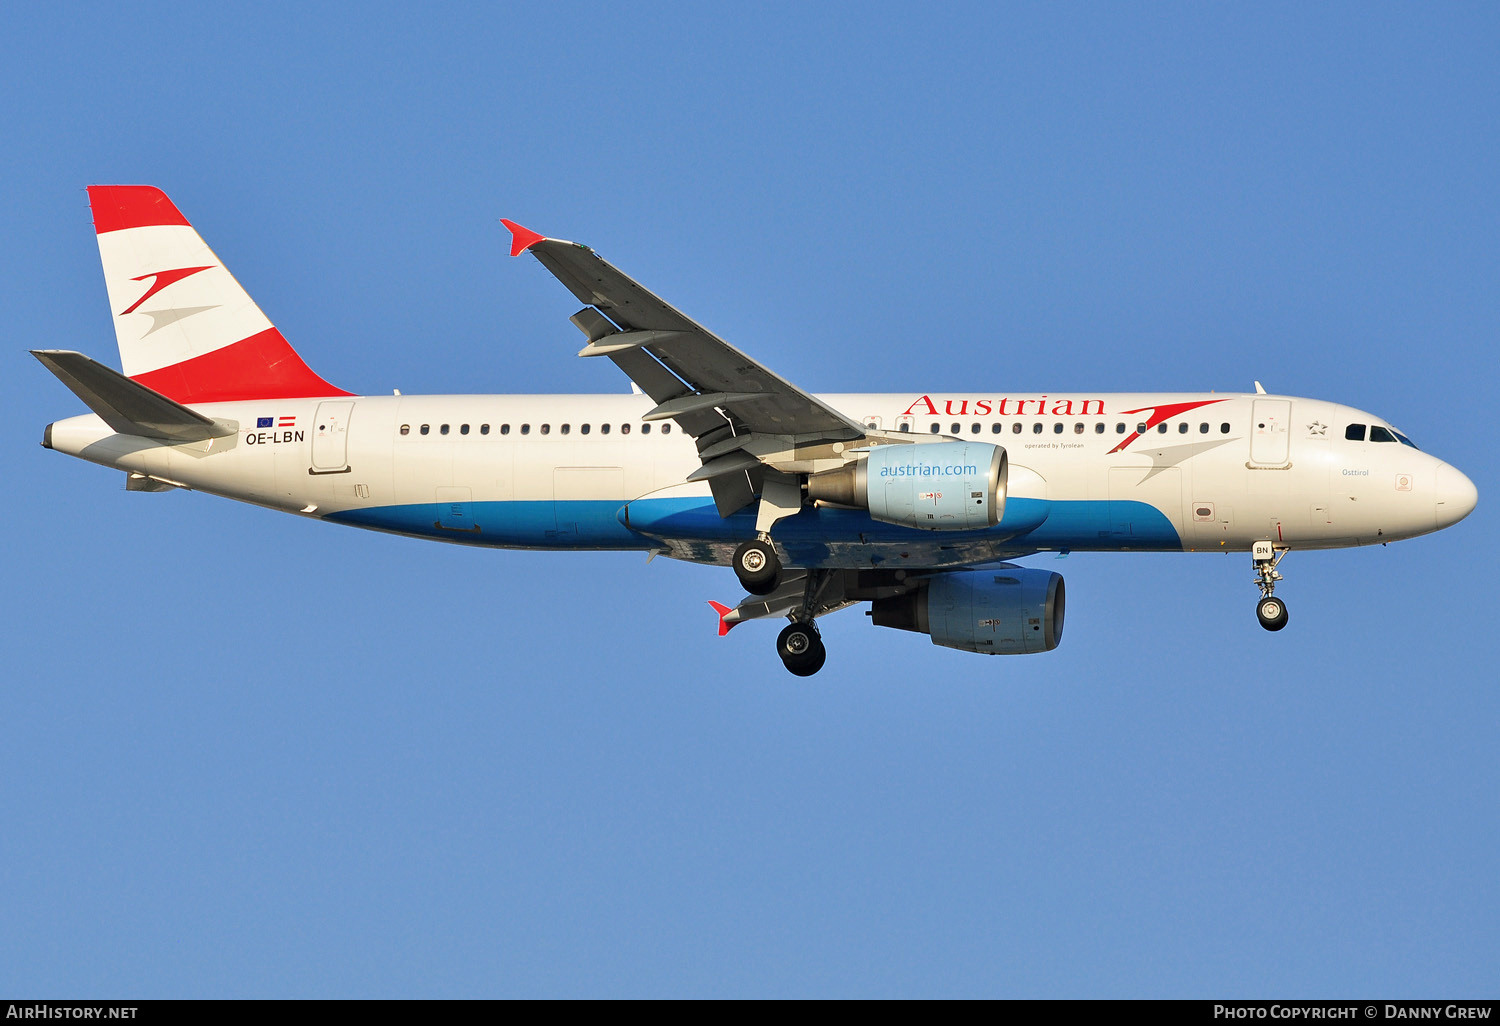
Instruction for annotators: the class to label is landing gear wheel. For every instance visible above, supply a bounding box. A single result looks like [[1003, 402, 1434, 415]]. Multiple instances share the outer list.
[[733, 540, 780, 596], [1256, 595, 1289, 632], [777, 622, 827, 677], [1251, 544, 1289, 633]]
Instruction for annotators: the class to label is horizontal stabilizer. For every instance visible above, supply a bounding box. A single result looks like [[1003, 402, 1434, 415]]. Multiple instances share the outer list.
[[32, 350, 234, 441]]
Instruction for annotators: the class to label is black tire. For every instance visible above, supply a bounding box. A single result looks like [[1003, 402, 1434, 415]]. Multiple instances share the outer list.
[[734, 540, 780, 595], [1256, 595, 1289, 632], [777, 623, 826, 676]]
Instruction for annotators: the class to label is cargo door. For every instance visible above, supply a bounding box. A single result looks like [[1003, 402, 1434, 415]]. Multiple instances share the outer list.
[[554, 467, 625, 537], [434, 486, 479, 533], [1107, 466, 1183, 547]]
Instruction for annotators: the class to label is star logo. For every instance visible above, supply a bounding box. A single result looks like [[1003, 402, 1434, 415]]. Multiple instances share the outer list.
[[1307, 421, 1327, 436]]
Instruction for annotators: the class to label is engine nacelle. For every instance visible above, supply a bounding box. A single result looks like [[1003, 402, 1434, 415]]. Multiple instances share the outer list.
[[807, 441, 1007, 531], [869, 568, 1065, 654]]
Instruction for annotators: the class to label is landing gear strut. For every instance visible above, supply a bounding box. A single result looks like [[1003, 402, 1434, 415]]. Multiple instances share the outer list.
[[733, 538, 781, 595], [1252, 541, 1289, 632], [777, 621, 826, 676]]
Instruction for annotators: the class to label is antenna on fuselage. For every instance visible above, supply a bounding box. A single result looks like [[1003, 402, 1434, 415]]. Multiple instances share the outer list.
[[1254, 381, 1267, 394]]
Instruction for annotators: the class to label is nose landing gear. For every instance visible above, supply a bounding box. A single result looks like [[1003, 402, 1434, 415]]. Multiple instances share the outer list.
[[1252, 541, 1289, 632]]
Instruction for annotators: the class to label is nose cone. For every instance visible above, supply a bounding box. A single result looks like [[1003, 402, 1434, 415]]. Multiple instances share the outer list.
[[1435, 463, 1478, 528]]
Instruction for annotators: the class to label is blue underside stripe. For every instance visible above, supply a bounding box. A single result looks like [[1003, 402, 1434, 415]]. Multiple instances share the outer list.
[[325, 495, 1181, 557]]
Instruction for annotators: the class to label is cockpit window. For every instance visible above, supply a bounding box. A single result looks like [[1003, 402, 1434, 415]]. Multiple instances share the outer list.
[[1369, 426, 1396, 443], [1394, 431, 1419, 450], [1345, 424, 1366, 441]]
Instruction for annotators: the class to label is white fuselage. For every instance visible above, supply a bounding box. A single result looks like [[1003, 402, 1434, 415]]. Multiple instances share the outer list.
[[45, 390, 1475, 568]]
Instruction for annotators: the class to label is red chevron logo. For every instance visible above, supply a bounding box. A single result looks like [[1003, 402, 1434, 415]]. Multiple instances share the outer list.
[[119, 265, 213, 316], [1109, 398, 1230, 453]]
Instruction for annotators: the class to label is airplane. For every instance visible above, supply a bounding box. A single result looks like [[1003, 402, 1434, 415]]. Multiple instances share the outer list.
[[35, 186, 1478, 676]]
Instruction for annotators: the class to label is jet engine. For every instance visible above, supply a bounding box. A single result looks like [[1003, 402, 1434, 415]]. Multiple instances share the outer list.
[[806, 441, 1007, 531], [869, 568, 1065, 654]]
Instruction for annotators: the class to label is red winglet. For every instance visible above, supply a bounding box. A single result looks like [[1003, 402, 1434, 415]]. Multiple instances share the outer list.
[[707, 601, 737, 637], [500, 219, 545, 257]]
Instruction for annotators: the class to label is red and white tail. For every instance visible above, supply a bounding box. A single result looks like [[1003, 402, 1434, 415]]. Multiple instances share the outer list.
[[88, 186, 351, 404]]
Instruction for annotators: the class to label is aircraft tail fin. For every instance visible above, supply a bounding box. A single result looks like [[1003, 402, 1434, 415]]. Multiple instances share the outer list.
[[87, 186, 352, 404], [32, 349, 233, 442]]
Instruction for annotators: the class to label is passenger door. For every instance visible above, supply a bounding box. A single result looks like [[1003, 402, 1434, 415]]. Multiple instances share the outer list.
[[1249, 399, 1291, 467], [310, 400, 354, 475]]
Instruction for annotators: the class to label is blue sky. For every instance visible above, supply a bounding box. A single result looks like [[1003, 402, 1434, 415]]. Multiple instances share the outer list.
[[3, 2, 1496, 997]]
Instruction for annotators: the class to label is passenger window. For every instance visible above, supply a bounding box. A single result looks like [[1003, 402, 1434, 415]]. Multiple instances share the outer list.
[[1157, 423, 1168, 434], [520, 424, 530, 435], [500, 424, 510, 435], [898, 422, 910, 432], [1094, 423, 1105, 434], [1033, 423, 1043, 435], [560, 424, 570, 434], [661, 424, 671, 435], [992, 423, 1002, 434], [951, 422, 961, 433], [1199, 422, 1209, 434], [1074, 423, 1084, 434], [1178, 422, 1188, 434], [481, 424, 490, 435], [580, 423, 590, 435], [971, 423, 981, 434], [930, 423, 941, 434], [420, 424, 430, 435], [1012, 423, 1022, 434], [540, 424, 550, 435], [600, 423, 610, 435], [1345, 424, 1366, 441], [460, 424, 470, 435], [1116, 423, 1126, 434], [440, 424, 450, 435], [1053, 423, 1064, 434], [1220, 423, 1230, 433], [621, 423, 631, 434], [399, 424, 410, 436], [1137, 422, 1148, 435], [1369, 426, 1395, 443]]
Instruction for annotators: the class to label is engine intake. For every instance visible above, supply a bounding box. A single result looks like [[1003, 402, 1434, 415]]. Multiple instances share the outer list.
[[807, 441, 1007, 531], [869, 568, 1065, 654]]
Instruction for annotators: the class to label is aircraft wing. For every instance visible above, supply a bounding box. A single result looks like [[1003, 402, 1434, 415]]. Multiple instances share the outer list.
[[504, 221, 870, 515]]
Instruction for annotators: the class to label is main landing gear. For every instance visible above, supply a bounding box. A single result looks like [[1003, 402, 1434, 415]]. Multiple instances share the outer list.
[[777, 621, 826, 677], [1252, 540, 1289, 632], [733, 537, 781, 595], [728, 543, 832, 675]]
